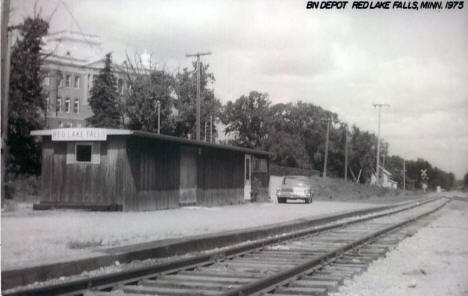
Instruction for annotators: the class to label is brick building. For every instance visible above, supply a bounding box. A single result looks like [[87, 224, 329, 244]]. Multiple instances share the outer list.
[[41, 31, 127, 128]]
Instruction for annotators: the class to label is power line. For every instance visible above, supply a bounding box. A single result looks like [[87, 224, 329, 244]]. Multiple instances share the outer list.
[[58, 0, 102, 57]]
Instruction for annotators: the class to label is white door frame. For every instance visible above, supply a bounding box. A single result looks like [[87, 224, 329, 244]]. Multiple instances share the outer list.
[[244, 154, 252, 201]]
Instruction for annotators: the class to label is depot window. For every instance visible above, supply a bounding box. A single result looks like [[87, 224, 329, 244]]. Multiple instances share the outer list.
[[66, 142, 101, 164], [76, 144, 92, 162]]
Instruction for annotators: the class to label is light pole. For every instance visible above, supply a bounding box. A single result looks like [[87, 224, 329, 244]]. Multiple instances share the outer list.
[[186, 52, 212, 141], [156, 100, 160, 134], [373, 103, 390, 186]]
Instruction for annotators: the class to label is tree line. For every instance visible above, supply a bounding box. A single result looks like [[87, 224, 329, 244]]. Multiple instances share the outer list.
[[6, 15, 460, 191]]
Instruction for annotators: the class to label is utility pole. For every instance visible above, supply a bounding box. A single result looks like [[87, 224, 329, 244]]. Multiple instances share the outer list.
[[344, 130, 349, 182], [185, 52, 211, 141], [1, 0, 11, 203], [322, 117, 332, 178], [204, 121, 207, 142], [156, 100, 160, 134], [403, 159, 406, 190], [210, 114, 213, 143], [373, 103, 389, 186]]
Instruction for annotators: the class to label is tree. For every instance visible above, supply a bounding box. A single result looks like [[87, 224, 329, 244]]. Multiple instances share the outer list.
[[122, 55, 176, 134], [87, 53, 121, 128], [347, 127, 378, 183], [7, 16, 49, 176], [174, 62, 221, 139], [222, 91, 271, 149], [263, 102, 312, 168]]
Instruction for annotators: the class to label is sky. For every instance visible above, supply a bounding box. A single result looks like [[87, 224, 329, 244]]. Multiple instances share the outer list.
[[10, 0, 468, 179]]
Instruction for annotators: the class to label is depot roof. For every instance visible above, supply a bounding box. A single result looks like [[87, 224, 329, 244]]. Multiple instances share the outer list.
[[31, 128, 272, 157]]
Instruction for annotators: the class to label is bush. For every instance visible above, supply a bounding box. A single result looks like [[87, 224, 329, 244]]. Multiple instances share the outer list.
[[6, 175, 41, 201]]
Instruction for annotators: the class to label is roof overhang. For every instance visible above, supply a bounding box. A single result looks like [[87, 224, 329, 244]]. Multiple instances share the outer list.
[[31, 128, 272, 157]]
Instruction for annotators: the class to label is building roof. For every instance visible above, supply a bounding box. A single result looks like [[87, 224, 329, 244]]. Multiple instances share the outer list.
[[31, 128, 272, 157], [42, 31, 104, 65]]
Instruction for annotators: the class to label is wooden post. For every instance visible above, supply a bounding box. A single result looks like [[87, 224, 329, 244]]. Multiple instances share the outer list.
[[185, 52, 211, 141], [210, 114, 213, 143], [403, 159, 406, 190], [1, 0, 11, 202], [344, 131, 348, 182], [322, 118, 330, 178]]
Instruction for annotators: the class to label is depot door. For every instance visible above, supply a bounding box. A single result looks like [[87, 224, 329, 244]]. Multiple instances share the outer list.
[[244, 154, 251, 201]]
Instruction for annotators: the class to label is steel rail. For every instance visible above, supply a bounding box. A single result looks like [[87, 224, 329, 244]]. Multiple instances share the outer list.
[[223, 199, 448, 296], [3, 197, 442, 296]]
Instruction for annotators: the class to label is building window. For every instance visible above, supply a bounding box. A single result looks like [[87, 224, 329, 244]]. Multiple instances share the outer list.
[[118, 79, 123, 94], [76, 144, 92, 162], [66, 142, 100, 164], [46, 96, 50, 112], [56, 97, 62, 112], [43, 72, 50, 86], [65, 74, 71, 88], [58, 73, 64, 87], [73, 98, 79, 113], [74, 75, 80, 88], [59, 121, 63, 128], [64, 98, 71, 113]]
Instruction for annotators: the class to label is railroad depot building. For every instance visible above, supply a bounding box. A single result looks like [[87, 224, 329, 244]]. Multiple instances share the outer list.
[[31, 128, 271, 211]]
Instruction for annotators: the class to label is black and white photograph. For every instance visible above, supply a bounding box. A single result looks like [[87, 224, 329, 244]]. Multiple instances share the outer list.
[[1, 0, 467, 295]]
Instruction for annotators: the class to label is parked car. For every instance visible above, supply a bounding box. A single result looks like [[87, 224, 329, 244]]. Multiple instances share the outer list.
[[276, 176, 314, 204]]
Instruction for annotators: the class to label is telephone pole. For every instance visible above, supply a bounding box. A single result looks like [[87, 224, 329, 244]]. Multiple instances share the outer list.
[[186, 52, 211, 141], [204, 121, 207, 142], [210, 114, 213, 143], [1, 0, 11, 202], [344, 130, 349, 182], [322, 117, 332, 178], [156, 100, 160, 134], [403, 159, 406, 190], [373, 103, 390, 186]]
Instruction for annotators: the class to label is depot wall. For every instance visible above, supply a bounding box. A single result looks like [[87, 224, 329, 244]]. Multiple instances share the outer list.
[[36, 133, 270, 211]]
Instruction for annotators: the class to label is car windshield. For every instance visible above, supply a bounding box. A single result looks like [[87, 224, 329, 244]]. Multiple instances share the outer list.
[[283, 177, 309, 186]]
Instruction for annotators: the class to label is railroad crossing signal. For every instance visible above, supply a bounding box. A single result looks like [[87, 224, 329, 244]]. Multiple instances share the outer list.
[[420, 169, 428, 181]]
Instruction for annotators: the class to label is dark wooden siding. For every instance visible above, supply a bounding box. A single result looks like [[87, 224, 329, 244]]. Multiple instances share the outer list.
[[126, 136, 180, 210], [179, 146, 197, 205], [39, 136, 132, 207], [197, 147, 244, 206], [39, 134, 269, 211]]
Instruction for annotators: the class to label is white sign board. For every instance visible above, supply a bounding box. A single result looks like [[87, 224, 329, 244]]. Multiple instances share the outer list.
[[51, 128, 107, 141]]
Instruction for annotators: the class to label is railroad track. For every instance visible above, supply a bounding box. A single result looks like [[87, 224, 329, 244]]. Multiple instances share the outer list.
[[4, 197, 448, 296]]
